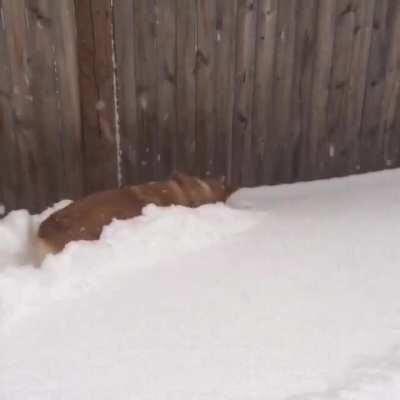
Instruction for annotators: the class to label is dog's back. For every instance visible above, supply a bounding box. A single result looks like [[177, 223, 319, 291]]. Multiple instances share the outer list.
[[37, 172, 235, 261]]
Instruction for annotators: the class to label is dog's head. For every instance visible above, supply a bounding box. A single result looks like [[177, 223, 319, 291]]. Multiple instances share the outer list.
[[203, 175, 237, 201], [171, 171, 238, 203]]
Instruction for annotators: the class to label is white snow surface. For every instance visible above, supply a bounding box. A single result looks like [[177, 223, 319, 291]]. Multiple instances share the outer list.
[[1, 170, 400, 399]]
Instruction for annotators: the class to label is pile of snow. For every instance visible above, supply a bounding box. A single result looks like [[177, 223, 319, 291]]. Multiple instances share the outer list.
[[0, 203, 4, 215], [1, 170, 400, 399], [0, 202, 262, 327]]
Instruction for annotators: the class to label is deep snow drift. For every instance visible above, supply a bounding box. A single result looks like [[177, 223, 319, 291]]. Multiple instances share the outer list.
[[1, 170, 400, 399]]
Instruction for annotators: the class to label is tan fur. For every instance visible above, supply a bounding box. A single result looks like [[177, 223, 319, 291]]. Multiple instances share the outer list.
[[37, 172, 236, 262]]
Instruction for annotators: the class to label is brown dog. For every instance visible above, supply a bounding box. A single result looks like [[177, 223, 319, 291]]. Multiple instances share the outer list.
[[37, 172, 236, 261]]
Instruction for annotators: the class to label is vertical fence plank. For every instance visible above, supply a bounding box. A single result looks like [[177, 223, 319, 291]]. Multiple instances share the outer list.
[[2, 0, 45, 211], [231, 0, 258, 186], [0, 0, 18, 211], [326, 0, 354, 178], [326, 0, 372, 178], [28, 0, 64, 206], [75, 0, 118, 193], [157, 0, 177, 178], [0, 0, 4, 208], [176, 0, 196, 174], [326, 0, 375, 178], [253, 0, 277, 185], [380, 0, 400, 168], [132, 0, 159, 182], [359, 0, 400, 171], [343, 0, 375, 174], [114, 0, 139, 185], [308, 0, 336, 179], [288, 0, 318, 182], [50, 0, 83, 200], [195, 0, 217, 177], [268, 0, 297, 183], [28, 0, 77, 206], [360, 0, 390, 171], [215, 0, 237, 180]]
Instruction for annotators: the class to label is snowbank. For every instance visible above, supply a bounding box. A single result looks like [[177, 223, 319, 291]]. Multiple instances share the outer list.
[[0, 202, 262, 327], [1, 170, 400, 399]]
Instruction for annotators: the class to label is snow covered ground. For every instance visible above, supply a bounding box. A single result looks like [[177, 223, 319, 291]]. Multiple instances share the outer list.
[[1, 170, 400, 399]]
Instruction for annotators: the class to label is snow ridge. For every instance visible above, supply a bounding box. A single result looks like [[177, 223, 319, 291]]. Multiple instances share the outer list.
[[0, 203, 262, 328]]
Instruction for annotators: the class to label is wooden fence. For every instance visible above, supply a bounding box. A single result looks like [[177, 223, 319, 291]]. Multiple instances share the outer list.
[[1, 0, 400, 212]]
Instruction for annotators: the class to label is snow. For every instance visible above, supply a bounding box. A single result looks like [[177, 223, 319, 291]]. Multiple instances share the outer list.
[[1, 170, 400, 399]]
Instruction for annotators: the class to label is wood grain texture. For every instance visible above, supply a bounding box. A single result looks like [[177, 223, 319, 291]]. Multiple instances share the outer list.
[[308, 0, 336, 179], [195, 0, 217, 177], [288, 0, 318, 182], [112, 0, 397, 186], [28, 0, 83, 204], [28, 0, 65, 206], [342, 0, 375, 174], [326, 0, 355, 178], [253, 0, 277, 184], [0, 0, 18, 211], [0, 0, 83, 212], [0, 1, 14, 210], [157, 0, 177, 178], [1, 0, 400, 211], [231, 0, 258, 186], [75, 0, 118, 193], [2, 0, 47, 211], [50, 0, 83, 200], [176, 0, 196, 174], [113, 0, 139, 185], [132, 0, 159, 182], [325, 0, 374, 178], [215, 0, 237, 181], [379, 0, 400, 169], [268, 0, 297, 184], [360, 0, 391, 171]]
